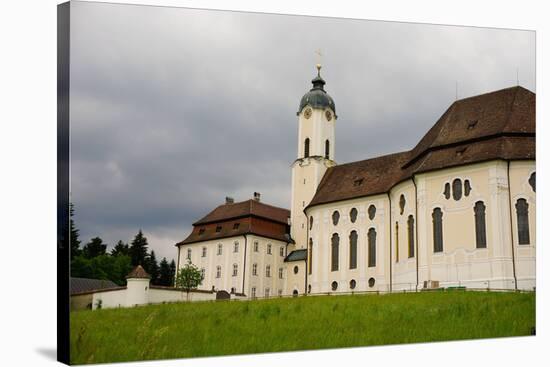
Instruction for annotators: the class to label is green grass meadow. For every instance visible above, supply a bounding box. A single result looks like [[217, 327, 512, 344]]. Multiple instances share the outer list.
[[70, 291, 535, 364]]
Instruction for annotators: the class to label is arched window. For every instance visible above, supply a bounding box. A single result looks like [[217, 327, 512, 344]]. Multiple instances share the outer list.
[[308, 238, 313, 275], [332, 211, 340, 225], [331, 233, 339, 271], [407, 215, 415, 258], [304, 138, 310, 158], [368, 205, 376, 220], [432, 208, 443, 252], [349, 231, 358, 269], [368, 228, 376, 267], [395, 221, 399, 262], [516, 199, 530, 245], [474, 201, 487, 248], [452, 178, 462, 201], [349, 208, 358, 223], [325, 139, 330, 159], [309, 216, 313, 230]]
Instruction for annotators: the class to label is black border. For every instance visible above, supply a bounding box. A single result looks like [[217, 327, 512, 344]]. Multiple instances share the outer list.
[[57, 1, 71, 364]]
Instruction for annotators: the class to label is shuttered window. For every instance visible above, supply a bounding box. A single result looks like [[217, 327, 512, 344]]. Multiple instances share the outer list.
[[432, 208, 444, 252], [408, 215, 415, 258], [331, 233, 339, 271], [474, 201, 487, 248], [368, 228, 376, 267], [349, 231, 358, 269], [516, 199, 530, 245]]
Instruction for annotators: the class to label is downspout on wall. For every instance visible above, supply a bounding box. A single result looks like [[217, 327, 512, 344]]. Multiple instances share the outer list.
[[507, 161, 518, 290]]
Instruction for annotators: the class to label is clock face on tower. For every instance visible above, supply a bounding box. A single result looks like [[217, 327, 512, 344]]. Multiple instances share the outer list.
[[304, 107, 312, 119], [325, 110, 332, 121]]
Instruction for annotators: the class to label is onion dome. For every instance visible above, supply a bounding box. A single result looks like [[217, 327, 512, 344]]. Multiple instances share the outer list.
[[298, 65, 336, 114]]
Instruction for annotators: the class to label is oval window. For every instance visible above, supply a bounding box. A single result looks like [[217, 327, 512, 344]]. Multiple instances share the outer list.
[[452, 178, 462, 201], [349, 279, 356, 289], [350, 208, 358, 223], [331, 281, 338, 291], [368, 205, 376, 220], [293, 266, 299, 274], [368, 277, 376, 288], [464, 180, 472, 196], [444, 182, 451, 199], [529, 172, 536, 192], [332, 211, 340, 225]]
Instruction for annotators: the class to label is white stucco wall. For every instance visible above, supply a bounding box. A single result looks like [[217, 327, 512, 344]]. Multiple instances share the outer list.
[[177, 234, 287, 298], [304, 159, 536, 293]]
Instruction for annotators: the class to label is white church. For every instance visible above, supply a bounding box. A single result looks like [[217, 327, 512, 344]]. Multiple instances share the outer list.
[[176, 65, 536, 298]]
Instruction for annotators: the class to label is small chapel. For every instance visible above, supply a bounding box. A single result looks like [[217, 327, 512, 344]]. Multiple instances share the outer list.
[[175, 65, 536, 297]]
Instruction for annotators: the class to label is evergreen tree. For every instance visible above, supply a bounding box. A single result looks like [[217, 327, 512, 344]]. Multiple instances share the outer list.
[[82, 237, 107, 258], [111, 240, 129, 257], [69, 202, 81, 260], [158, 257, 172, 286], [169, 259, 176, 286], [71, 254, 132, 286], [145, 250, 160, 284], [129, 229, 148, 266]]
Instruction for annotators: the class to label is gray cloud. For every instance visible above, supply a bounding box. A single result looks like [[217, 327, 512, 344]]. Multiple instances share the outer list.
[[69, 2, 535, 262]]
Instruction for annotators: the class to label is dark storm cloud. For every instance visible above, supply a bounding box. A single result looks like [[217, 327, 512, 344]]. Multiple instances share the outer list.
[[69, 1, 535, 261]]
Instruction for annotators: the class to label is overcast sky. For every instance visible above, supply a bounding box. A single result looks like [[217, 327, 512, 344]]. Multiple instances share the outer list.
[[69, 1, 535, 262]]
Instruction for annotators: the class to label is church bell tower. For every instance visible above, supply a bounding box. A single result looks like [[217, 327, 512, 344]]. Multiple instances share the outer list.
[[290, 64, 337, 249]]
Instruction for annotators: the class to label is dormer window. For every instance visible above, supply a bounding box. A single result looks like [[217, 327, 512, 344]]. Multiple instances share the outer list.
[[233, 223, 240, 230], [353, 178, 364, 187], [467, 120, 478, 130], [198, 228, 205, 235], [215, 226, 222, 233], [456, 147, 467, 157]]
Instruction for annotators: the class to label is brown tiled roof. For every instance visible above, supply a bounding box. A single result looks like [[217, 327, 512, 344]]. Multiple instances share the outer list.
[[308, 86, 535, 208], [126, 265, 151, 279], [178, 200, 291, 246], [308, 151, 411, 207], [406, 86, 535, 167], [194, 199, 289, 225]]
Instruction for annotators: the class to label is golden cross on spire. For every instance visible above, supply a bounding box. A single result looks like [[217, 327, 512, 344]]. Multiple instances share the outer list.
[[315, 49, 323, 74]]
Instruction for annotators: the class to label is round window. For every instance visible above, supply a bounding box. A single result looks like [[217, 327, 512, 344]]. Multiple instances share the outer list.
[[331, 281, 338, 291], [293, 266, 299, 274], [368, 277, 376, 288], [349, 279, 356, 289]]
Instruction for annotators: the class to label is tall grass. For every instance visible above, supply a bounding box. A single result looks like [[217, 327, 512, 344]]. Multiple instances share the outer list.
[[70, 291, 535, 364]]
